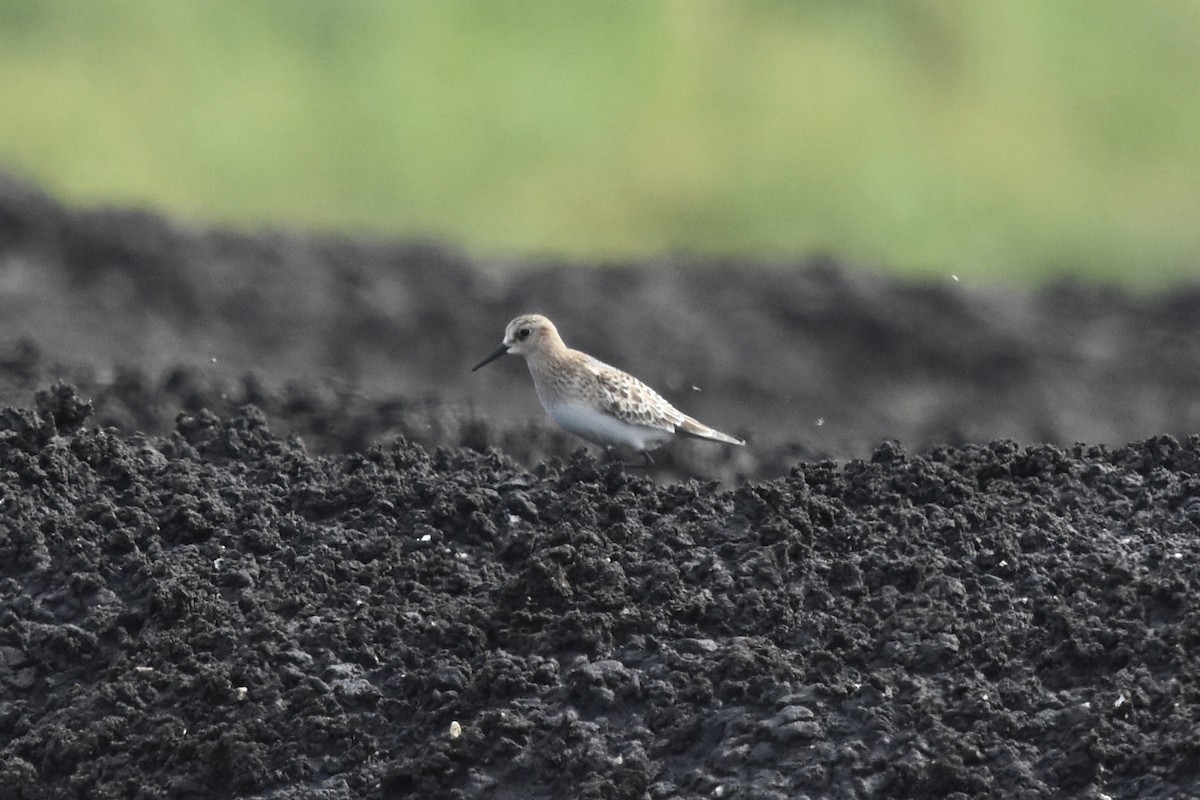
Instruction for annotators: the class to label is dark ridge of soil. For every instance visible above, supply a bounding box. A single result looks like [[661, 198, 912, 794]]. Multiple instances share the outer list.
[[3, 176, 1200, 799], [2, 385, 1199, 799], [4, 173, 1200, 484]]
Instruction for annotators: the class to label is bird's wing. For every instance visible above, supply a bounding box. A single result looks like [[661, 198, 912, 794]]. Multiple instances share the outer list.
[[582, 357, 685, 431]]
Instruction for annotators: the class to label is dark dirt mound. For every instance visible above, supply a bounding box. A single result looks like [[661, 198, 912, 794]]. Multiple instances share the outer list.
[[2, 386, 1199, 799], [2, 177, 1200, 798], [4, 174, 1200, 484]]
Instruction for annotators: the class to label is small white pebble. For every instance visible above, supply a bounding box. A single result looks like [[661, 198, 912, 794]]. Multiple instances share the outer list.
[[449, 721, 462, 739], [235, 686, 248, 702], [419, 533, 432, 542]]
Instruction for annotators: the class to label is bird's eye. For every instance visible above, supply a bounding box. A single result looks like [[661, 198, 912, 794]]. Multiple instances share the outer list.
[[517, 328, 531, 340]]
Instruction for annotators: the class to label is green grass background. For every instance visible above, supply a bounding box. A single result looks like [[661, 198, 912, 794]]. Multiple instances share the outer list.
[[2, 0, 1198, 285]]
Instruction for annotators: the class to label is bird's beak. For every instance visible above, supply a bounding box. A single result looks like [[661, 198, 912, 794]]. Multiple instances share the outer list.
[[471, 343, 510, 371]]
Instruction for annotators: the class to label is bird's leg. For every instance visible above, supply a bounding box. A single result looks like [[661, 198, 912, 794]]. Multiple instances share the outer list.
[[620, 451, 653, 469], [601, 447, 653, 469]]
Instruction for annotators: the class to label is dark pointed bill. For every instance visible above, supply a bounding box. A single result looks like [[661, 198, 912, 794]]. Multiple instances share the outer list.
[[471, 344, 510, 371]]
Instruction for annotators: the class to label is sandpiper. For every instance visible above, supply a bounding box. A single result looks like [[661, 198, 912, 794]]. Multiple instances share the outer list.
[[472, 314, 744, 465]]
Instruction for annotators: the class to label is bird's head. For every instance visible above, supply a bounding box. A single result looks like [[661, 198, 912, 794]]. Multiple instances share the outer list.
[[472, 314, 561, 370]]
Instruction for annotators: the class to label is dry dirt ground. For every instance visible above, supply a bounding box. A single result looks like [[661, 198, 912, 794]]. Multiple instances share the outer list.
[[1, 175, 1199, 798]]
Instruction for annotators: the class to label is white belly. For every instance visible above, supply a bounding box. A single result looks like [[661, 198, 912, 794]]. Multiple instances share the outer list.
[[546, 402, 674, 451]]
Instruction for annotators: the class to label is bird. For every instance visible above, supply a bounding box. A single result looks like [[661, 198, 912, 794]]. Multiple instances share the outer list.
[[472, 314, 744, 465]]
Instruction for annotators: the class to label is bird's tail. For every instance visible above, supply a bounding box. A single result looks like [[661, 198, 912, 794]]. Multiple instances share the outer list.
[[677, 416, 745, 446]]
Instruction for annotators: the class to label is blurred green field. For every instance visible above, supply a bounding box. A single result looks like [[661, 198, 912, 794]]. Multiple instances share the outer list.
[[2, 0, 1199, 286]]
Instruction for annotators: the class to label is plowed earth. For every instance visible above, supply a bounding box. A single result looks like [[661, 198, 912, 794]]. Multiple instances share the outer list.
[[1, 177, 1199, 798]]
